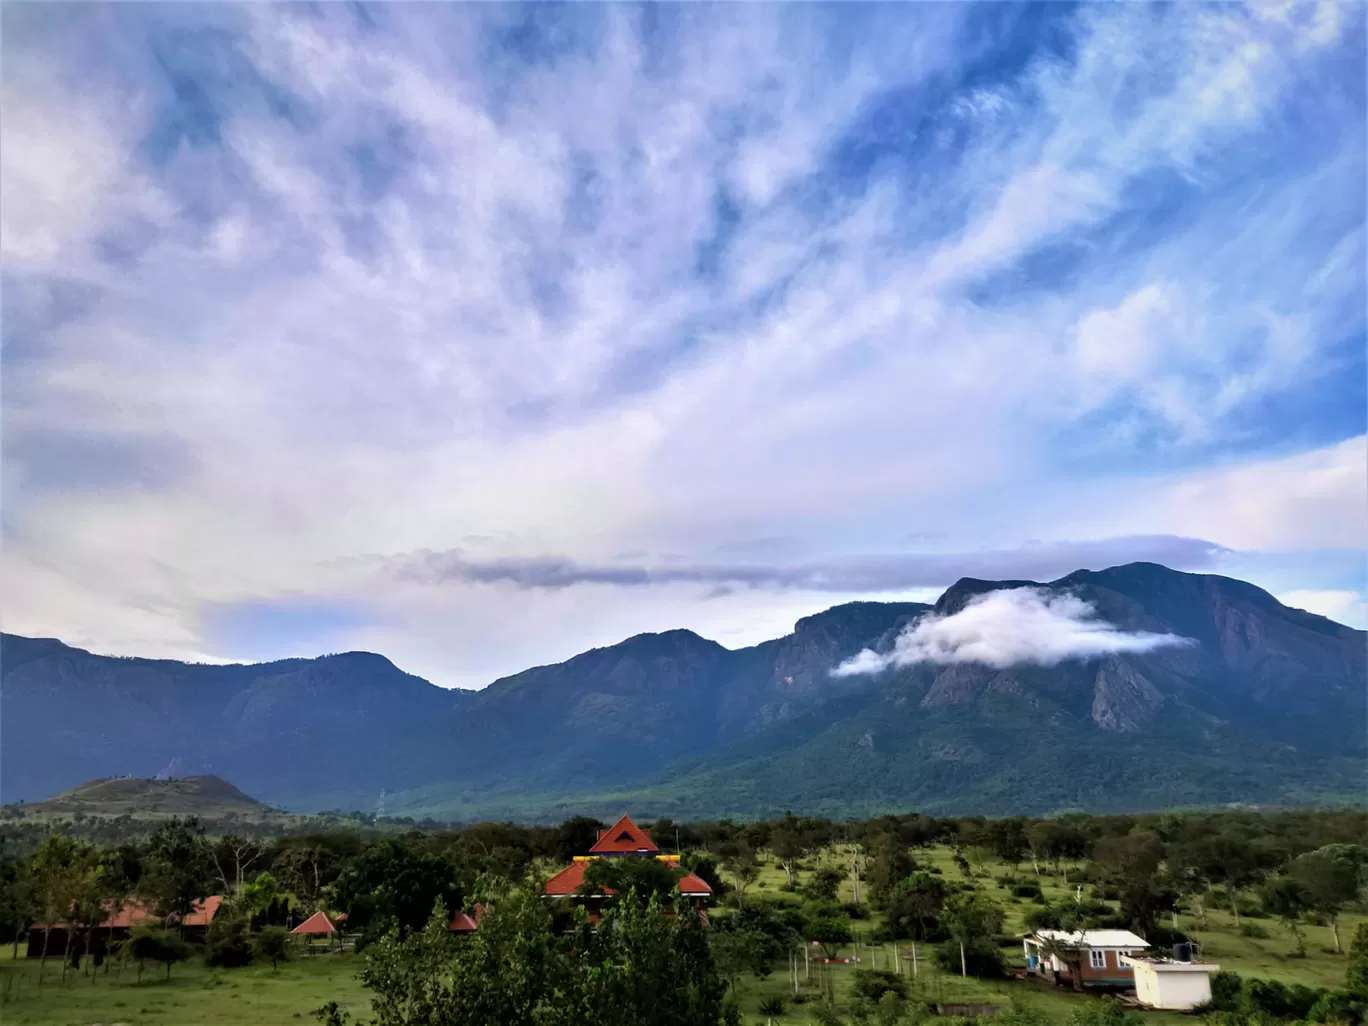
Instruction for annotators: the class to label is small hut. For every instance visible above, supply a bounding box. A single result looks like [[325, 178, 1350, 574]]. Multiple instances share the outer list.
[[291, 911, 340, 953], [291, 911, 337, 937], [448, 904, 484, 934]]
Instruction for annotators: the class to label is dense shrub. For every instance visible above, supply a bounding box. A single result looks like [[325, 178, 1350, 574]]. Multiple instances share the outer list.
[[204, 916, 253, 968], [1239, 922, 1270, 938], [1011, 883, 1042, 899], [852, 967, 907, 1002], [935, 938, 1005, 978], [1023, 906, 1062, 931]]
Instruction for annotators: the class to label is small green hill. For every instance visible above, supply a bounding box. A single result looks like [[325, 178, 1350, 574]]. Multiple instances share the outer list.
[[8, 775, 286, 820]]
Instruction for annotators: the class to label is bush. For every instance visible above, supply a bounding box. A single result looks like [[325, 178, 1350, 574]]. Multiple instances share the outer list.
[[1209, 970, 1245, 1012], [204, 917, 253, 968], [251, 926, 290, 971], [758, 996, 785, 1017], [1307, 990, 1368, 1025], [1063, 1001, 1128, 1026], [852, 968, 907, 1002], [1011, 884, 1042, 899], [934, 939, 1005, 978], [1238, 923, 1270, 939], [127, 927, 191, 981]]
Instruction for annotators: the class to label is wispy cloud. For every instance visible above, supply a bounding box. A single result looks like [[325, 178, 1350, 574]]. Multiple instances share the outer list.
[[384, 535, 1227, 593], [833, 588, 1194, 676], [1, 3, 1362, 682]]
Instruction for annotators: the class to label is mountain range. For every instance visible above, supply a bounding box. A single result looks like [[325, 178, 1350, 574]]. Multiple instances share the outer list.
[[4, 562, 1363, 821]]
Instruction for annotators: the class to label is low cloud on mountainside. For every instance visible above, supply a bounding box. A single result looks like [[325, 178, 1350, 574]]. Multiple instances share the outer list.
[[833, 588, 1193, 676]]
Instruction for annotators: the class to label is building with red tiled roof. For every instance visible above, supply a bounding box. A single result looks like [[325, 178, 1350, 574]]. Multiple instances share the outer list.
[[543, 814, 712, 924], [448, 904, 483, 933], [291, 911, 337, 936], [27, 896, 223, 960], [589, 814, 659, 855]]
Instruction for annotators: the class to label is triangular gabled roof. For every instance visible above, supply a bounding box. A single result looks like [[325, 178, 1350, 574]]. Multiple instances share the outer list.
[[291, 911, 336, 935], [589, 814, 658, 855]]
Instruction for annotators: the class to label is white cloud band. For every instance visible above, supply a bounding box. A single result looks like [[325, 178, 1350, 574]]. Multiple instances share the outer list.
[[832, 587, 1193, 676]]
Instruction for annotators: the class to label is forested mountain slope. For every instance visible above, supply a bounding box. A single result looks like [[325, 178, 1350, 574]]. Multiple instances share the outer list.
[[4, 564, 1362, 818]]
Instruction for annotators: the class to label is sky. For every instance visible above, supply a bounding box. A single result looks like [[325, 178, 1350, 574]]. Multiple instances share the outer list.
[[2, 2, 1365, 689]]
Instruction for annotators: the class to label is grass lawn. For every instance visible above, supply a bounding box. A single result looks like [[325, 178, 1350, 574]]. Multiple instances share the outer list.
[[0, 947, 370, 1026]]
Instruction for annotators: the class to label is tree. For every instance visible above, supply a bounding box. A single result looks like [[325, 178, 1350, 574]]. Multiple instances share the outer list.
[[0, 855, 29, 960], [804, 916, 853, 960], [866, 834, 917, 907], [358, 889, 724, 1026], [941, 892, 1004, 978], [1260, 875, 1310, 956], [1198, 835, 1261, 928], [241, 871, 283, 926], [27, 835, 91, 982], [252, 925, 290, 971], [332, 839, 461, 939], [554, 817, 606, 863], [1290, 850, 1360, 953], [579, 855, 683, 906], [208, 834, 263, 896], [770, 814, 812, 889], [204, 916, 253, 968], [721, 848, 759, 908], [140, 817, 216, 932], [989, 819, 1030, 870], [802, 867, 843, 903], [128, 926, 190, 980], [710, 927, 780, 993], [883, 872, 947, 941], [1346, 921, 1368, 997]]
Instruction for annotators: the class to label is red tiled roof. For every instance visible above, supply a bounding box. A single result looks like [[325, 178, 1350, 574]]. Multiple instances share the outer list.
[[291, 911, 336, 936], [677, 873, 713, 896], [543, 860, 712, 898], [545, 860, 601, 896], [36, 896, 222, 931], [181, 895, 222, 928], [448, 911, 479, 932], [589, 814, 658, 855]]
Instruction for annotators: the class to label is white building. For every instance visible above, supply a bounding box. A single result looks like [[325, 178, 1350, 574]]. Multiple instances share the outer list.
[[1023, 929, 1149, 988], [1119, 954, 1221, 1010]]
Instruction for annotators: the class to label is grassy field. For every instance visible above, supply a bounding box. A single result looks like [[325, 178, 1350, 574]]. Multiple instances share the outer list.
[[0, 946, 371, 1026], [1, 843, 1359, 1025]]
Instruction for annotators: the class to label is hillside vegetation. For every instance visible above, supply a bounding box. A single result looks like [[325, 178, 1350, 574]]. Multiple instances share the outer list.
[[4, 563, 1364, 820], [1, 807, 1365, 1025]]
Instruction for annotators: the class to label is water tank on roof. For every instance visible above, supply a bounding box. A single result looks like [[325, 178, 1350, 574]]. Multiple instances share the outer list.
[[1173, 942, 1192, 963]]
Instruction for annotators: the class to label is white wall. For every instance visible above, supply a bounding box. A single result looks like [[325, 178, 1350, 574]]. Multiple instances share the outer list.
[[1133, 965, 1213, 1010]]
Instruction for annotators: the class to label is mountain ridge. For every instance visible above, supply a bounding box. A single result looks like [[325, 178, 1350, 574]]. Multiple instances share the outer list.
[[4, 564, 1363, 820]]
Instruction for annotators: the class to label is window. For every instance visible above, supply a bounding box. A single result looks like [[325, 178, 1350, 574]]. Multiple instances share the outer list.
[[1089, 949, 1108, 970]]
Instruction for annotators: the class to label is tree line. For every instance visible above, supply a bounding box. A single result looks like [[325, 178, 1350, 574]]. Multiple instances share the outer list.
[[1, 807, 1364, 1024]]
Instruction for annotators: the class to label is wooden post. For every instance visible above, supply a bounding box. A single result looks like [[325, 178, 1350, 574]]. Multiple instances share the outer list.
[[894, 942, 901, 975], [912, 942, 919, 979], [805, 942, 810, 982]]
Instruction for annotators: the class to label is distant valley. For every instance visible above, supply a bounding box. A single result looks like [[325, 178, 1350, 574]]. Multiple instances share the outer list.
[[5, 562, 1364, 822]]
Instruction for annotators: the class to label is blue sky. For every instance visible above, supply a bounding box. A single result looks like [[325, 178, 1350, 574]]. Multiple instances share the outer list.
[[2, 2, 1364, 687]]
